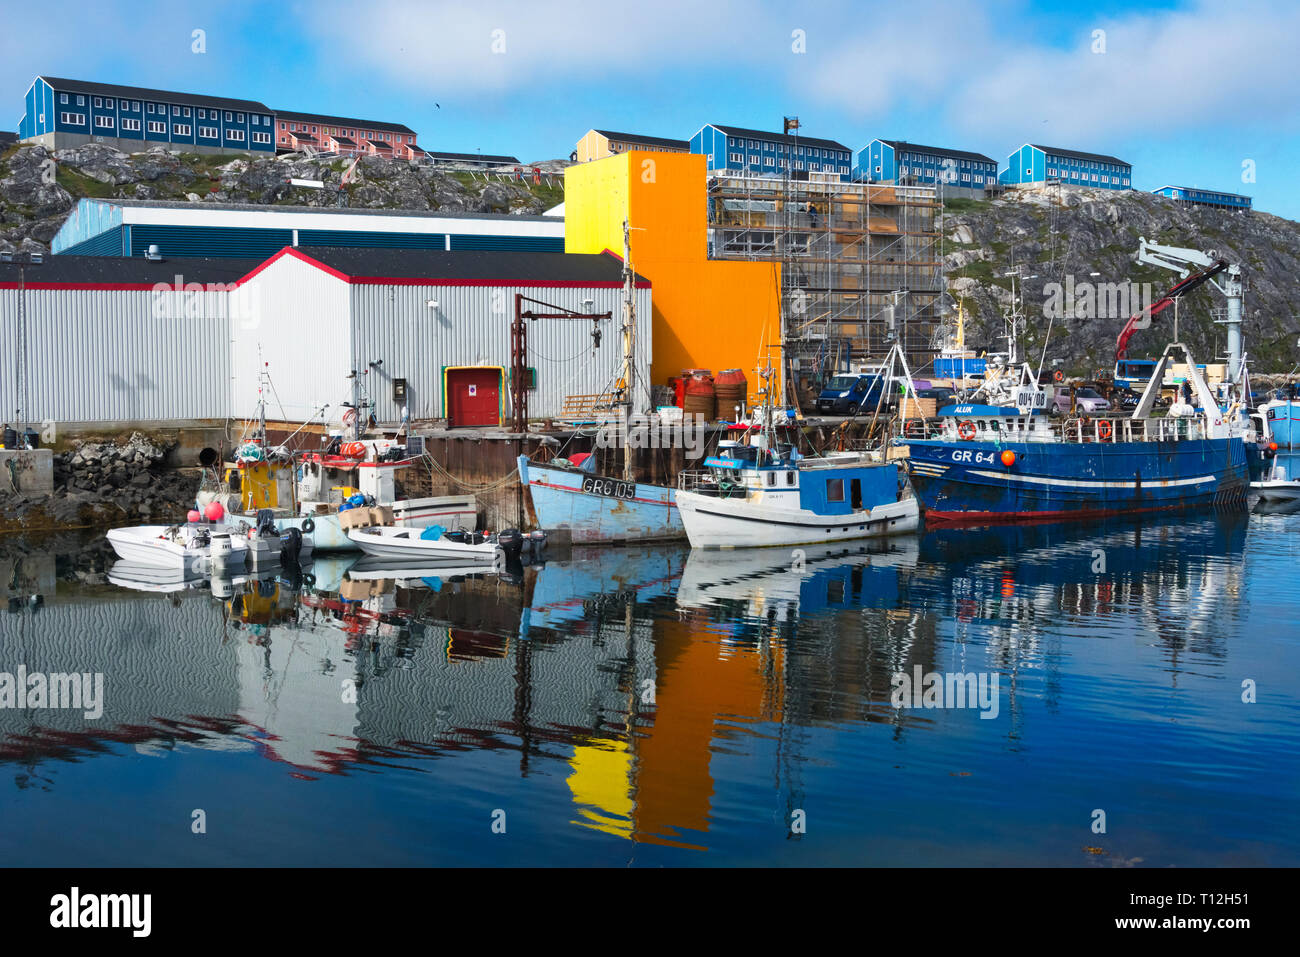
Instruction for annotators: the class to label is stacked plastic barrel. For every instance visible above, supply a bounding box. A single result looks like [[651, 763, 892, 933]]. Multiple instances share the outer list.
[[682, 369, 716, 420], [715, 369, 748, 420]]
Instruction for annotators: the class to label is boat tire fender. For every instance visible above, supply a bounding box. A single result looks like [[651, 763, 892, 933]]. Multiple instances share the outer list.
[[302, 516, 316, 534]]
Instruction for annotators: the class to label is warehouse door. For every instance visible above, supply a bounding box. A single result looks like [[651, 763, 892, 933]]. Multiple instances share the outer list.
[[447, 367, 501, 428]]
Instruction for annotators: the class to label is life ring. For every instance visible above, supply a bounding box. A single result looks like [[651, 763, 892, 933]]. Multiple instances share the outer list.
[[957, 421, 977, 441], [1098, 420, 1113, 440], [1053, 370, 1064, 383], [301, 516, 315, 534]]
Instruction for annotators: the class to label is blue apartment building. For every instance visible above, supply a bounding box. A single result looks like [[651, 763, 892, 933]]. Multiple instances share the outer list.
[[18, 76, 275, 156], [999, 144, 1131, 189], [855, 139, 998, 189], [690, 124, 853, 180], [1151, 185, 1251, 211]]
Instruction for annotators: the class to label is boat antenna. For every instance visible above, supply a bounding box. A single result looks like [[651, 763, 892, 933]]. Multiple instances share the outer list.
[[621, 219, 636, 483]]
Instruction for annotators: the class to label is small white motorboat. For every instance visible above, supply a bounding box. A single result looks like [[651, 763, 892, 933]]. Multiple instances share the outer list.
[[236, 509, 315, 567], [346, 525, 504, 565], [106, 523, 248, 570]]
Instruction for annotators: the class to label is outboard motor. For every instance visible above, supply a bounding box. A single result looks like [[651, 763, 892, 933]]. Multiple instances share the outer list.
[[497, 528, 524, 561], [256, 508, 277, 537], [527, 530, 548, 555], [444, 530, 469, 545], [209, 531, 234, 569], [280, 526, 304, 564]]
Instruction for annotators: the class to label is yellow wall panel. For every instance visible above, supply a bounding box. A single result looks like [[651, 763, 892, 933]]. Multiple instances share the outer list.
[[566, 151, 781, 388]]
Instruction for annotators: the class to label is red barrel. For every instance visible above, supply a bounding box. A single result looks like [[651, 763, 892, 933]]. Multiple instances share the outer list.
[[666, 375, 686, 407], [715, 369, 748, 418], [682, 371, 716, 420]]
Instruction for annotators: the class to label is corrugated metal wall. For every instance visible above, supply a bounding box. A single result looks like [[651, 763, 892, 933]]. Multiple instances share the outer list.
[[0, 287, 231, 423], [230, 254, 353, 422], [129, 225, 295, 260], [349, 282, 652, 422], [297, 229, 446, 249]]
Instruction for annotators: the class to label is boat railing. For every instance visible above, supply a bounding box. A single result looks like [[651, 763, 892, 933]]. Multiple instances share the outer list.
[[929, 413, 1215, 445]]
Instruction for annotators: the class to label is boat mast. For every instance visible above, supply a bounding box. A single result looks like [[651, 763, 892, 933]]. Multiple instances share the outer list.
[[621, 219, 636, 483]]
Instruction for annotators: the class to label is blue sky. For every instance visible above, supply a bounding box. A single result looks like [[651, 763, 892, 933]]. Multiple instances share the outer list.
[[5, 0, 1297, 218]]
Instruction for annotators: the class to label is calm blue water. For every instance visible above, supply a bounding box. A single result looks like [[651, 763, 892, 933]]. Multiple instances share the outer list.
[[2, 506, 1298, 866]]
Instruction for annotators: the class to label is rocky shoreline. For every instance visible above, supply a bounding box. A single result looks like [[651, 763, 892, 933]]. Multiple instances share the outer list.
[[0, 432, 200, 533]]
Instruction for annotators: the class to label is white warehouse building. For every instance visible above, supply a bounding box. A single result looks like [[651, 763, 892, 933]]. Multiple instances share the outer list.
[[0, 248, 651, 431]]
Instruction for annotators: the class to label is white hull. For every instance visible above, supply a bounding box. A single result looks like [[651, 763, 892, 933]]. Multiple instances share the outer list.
[[106, 525, 249, 570], [347, 526, 503, 565], [291, 495, 478, 550], [1251, 480, 1300, 502], [675, 491, 920, 548]]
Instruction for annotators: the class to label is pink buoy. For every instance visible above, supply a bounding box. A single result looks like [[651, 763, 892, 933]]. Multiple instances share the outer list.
[[187, 509, 201, 524], [204, 502, 225, 522]]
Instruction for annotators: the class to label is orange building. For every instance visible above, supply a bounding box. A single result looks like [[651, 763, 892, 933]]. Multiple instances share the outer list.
[[564, 150, 782, 392]]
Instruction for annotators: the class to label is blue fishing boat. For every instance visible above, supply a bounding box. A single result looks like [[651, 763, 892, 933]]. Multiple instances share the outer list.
[[1252, 397, 1300, 501], [902, 343, 1251, 524], [518, 453, 683, 545]]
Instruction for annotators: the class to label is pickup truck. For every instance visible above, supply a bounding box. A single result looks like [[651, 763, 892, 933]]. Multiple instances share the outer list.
[[815, 374, 892, 415]]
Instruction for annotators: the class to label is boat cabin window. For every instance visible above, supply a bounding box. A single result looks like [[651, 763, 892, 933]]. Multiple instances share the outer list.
[[826, 478, 844, 503], [766, 471, 777, 487], [786, 471, 796, 486]]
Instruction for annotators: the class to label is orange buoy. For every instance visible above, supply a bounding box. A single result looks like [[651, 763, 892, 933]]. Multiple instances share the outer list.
[[340, 441, 366, 459], [1269, 442, 1279, 451], [1001, 449, 1016, 467]]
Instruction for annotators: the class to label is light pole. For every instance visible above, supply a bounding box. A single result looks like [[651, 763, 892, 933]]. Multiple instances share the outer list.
[[2, 250, 43, 447]]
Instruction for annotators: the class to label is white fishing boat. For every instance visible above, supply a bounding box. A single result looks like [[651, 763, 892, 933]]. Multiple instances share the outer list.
[[346, 525, 504, 565], [675, 351, 919, 549], [196, 365, 476, 551], [106, 523, 248, 570], [1251, 397, 1300, 501]]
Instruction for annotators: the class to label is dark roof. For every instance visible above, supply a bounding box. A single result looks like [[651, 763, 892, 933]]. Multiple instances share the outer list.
[[594, 129, 689, 150], [0, 253, 263, 286], [426, 151, 521, 164], [291, 132, 317, 142], [331, 136, 356, 146], [878, 140, 997, 164], [275, 110, 415, 136], [707, 124, 850, 152], [0, 131, 17, 146], [367, 140, 392, 149], [37, 76, 270, 114], [291, 247, 649, 285], [1154, 185, 1251, 200], [1031, 144, 1130, 166]]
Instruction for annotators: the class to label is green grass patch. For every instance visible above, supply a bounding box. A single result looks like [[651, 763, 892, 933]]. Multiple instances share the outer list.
[[943, 196, 990, 213], [54, 164, 118, 199]]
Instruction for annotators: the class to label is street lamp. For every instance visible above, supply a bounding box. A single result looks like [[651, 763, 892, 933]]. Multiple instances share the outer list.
[[1, 249, 43, 448]]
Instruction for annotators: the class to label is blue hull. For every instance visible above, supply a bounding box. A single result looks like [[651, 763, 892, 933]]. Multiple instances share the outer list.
[[905, 437, 1249, 524], [518, 455, 684, 544]]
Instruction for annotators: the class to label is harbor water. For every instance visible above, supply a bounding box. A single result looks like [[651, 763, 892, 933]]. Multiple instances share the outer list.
[[2, 506, 1298, 867]]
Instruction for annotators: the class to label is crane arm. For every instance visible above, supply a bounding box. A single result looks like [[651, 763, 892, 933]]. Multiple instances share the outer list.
[[1115, 255, 1228, 359]]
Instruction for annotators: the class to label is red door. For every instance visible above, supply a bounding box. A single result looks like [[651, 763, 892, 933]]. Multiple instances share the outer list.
[[448, 368, 500, 427]]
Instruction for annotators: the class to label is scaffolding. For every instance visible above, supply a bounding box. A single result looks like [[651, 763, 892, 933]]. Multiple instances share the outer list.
[[705, 171, 942, 401]]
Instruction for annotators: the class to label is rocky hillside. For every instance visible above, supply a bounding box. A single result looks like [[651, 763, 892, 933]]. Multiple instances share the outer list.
[[0, 142, 567, 256], [942, 187, 1300, 373], [4, 141, 1297, 372]]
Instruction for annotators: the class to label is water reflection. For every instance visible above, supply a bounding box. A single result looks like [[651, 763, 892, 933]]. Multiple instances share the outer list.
[[1, 509, 1295, 864]]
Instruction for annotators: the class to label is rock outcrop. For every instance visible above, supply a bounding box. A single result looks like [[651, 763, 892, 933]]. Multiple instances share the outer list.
[[0, 142, 567, 256], [940, 186, 1300, 371]]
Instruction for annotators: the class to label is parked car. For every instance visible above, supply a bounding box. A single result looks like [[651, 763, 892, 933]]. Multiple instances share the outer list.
[[1053, 387, 1111, 414], [916, 386, 957, 406], [815, 374, 892, 415]]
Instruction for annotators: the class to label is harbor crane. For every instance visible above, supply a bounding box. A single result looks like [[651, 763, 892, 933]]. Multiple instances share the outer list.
[[1116, 237, 1243, 382]]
